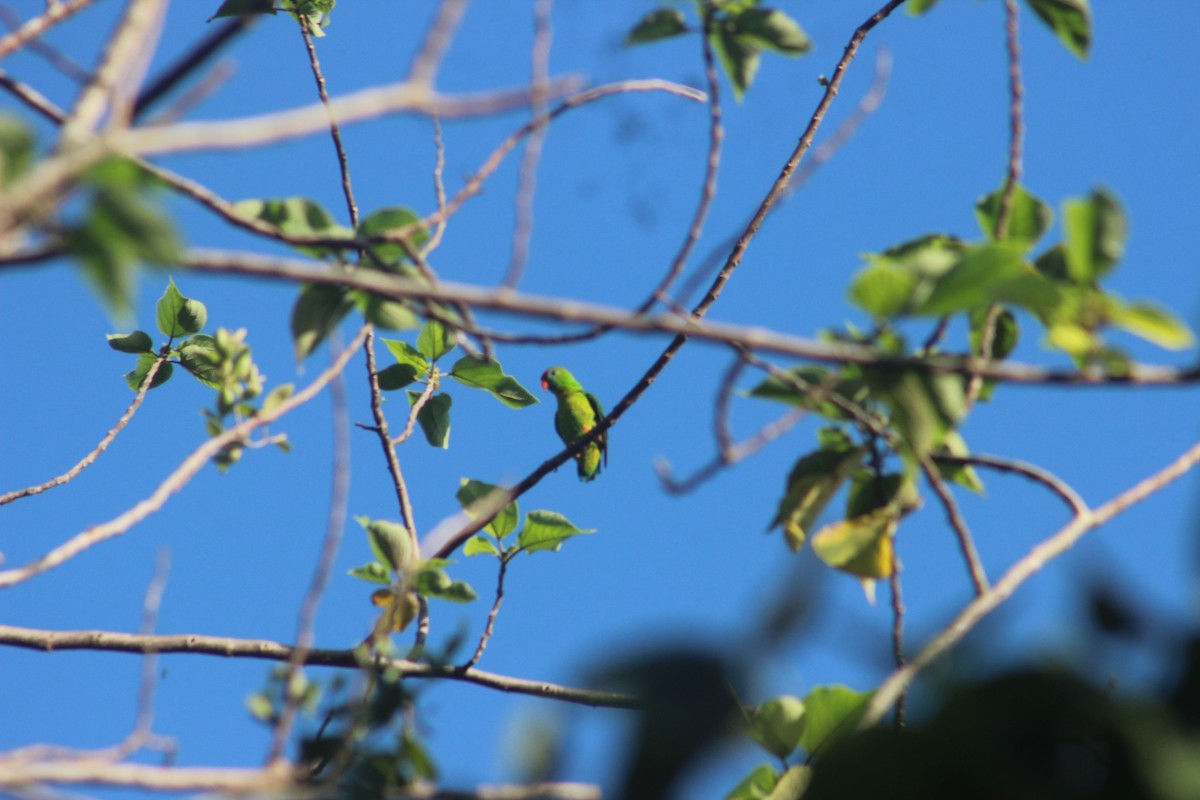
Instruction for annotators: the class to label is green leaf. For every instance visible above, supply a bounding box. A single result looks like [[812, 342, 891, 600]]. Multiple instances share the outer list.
[[261, 384, 294, 415], [349, 561, 392, 585], [797, 685, 874, 756], [209, 0, 276, 20], [976, 183, 1053, 248], [733, 9, 811, 55], [416, 320, 456, 362], [724, 764, 779, 800], [749, 695, 807, 759], [355, 292, 419, 331], [1033, 243, 1070, 282], [449, 356, 539, 408], [123, 353, 172, 391], [1063, 188, 1127, 283], [1106, 298, 1195, 350], [456, 479, 519, 539], [155, 279, 207, 337], [517, 510, 594, 554], [1046, 321, 1096, 358], [359, 517, 413, 573], [747, 366, 868, 422], [845, 471, 917, 518], [233, 197, 351, 257], [770, 434, 866, 552], [848, 262, 919, 319], [863, 366, 965, 458], [381, 338, 432, 376], [177, 334, 223, 388], [1025, 0, 1091, 59], [414, 568, 477, 603], [765, 766, 812, 800], [711, 21, 761, 101], [915, 243, 1059, 316], [907, 0, 941, 15], [626, 8, 687, 45], [0, 114, 36, 186], [377, 363, 421, 391], [464, 535, 500, 557], [290, 283, 354, 361], [357, 206, 428, 270], [107, 331, 154, 354], [935, 430, 985, 495], [246, 692, 276, 722], [409, 391, 452, 448]]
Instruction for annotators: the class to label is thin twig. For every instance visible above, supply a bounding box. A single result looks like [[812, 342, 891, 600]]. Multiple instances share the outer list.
[[298, 17, 359, 227], [0, 624, 640, 709], [0, 326, 369, 590], [132, 16, 254, 119], [0, 0, 96, 61], [861, 438, 1200, 727], [0, 4, 89, 82], [362, 333, 419, 542], [463, 555, 509, 669], [266, 333, 354, 765], [0, 357, 162, 506], [393, 368, 439, 446], [919, 456, 989, 595], [422, 116, 449, 257], [936, 452, 1087, 516], [501, 0, 554, 289], [888, 563, 906, 728]]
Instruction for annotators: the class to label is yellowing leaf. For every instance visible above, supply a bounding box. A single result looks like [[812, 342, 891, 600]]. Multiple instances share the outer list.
[[371, 588, 420, 633], [811, 508, 899, 604]]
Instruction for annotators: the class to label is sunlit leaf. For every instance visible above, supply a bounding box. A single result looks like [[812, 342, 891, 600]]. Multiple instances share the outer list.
[[626, 8, 687, 45], [408, 391, 452, 448], [517, 510, 594, 553], [976, 183, 1053, 248], [456, 479, 519, 539], [798, 685, 874, 756], [416, 320, 457, 362], [107, 330, 154, 354], [733, 9, 811, 55], [1026, 0, 1091, 59], [749, 695, 807, 759], [1063, 188, 1126, 283]]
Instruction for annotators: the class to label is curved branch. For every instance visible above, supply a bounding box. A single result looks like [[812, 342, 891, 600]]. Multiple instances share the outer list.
[[861, 437, 1200, 727], [0, 326, 369, 590]]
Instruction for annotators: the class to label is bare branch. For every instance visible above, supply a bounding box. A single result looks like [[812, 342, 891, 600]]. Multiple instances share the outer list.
[[0, 0, 97, 61], [919, 456, 989, 595], [934, 452, 1087, 517], [0, 357, 162, 506], [407, 0, 471, 87], [0, 327, 370, 590], [298, 18, 359, 227], [0, 624, 640, 709], [861, 437, 1200, 727]]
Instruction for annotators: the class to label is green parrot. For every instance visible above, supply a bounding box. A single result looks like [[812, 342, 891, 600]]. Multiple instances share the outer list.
[[541, 366, 607, 482]]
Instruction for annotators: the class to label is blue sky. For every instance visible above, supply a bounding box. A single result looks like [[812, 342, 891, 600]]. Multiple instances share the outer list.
[[2, 1, 1199, 796]]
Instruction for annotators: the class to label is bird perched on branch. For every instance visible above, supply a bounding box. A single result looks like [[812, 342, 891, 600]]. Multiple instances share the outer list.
[[541, 366, 607, 482]]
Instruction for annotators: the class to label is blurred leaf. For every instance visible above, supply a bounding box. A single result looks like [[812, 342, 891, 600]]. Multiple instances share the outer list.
[[382, 338, 432, 376], [456, 479, 519, 539], [357, 206, 428, 270], [798, 685, 874, 756], [770, 436, 866, 552], [811, 507, 898, 603], [349, 561, 391, 585], [415, 568, 476, 603], [177, 334, 222, 388], [747, 366, 868, 422], [863, 366, 965, 458], [260, 384, 294, 415], [725, 763, 779, 800], [449, 355, 539, 408], [107, 330, 154, 354], [0, 114, 36, 186], [712, 19, 760, 101], [935, 430, 985, 495], [845, 471, 917, 518], [907, 0, 941, 14], [517, 510, 594, 553], [766, 766, 812, 800], [626, 8, 687, 44], [733, 9, 811, 55], [849, 262, 919, 319], [358, 516, 412, 573], [210, 0, 276, 20], [355, 292, 419, 331], [915, 243, 1059, 316], [976, 183, 1053, 248], [1026, 0, 1091, 59], [123, 353, 172, 391], [373, 588, 420, 633], [749, 695, 807, 759], [464, 535, 500, 557], [245, 692, 275, 722], [1063, 188, 1126, 283], [290, 283, 354, 361], [156, 279, 207, 337], [408, 391, 451, 448], [377, 364, 421, 391], [416, 320, 456, 362], [1106, 298, 1195, 350], [232, 197, 350, 257]]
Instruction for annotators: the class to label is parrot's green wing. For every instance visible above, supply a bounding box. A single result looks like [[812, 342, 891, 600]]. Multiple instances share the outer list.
[[584, 391, 608, 468]]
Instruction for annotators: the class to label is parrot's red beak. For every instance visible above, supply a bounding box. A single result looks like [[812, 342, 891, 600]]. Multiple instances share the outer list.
[[540, 376, 550, 391]]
